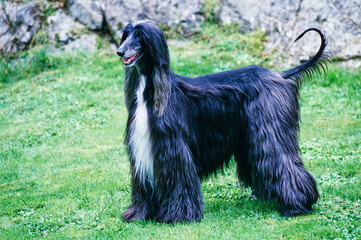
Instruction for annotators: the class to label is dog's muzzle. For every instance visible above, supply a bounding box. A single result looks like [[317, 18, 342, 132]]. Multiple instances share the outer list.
[[122, 51, 143, 66]]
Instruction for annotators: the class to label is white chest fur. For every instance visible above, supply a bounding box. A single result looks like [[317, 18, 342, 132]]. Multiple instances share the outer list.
[[129, 75, 154, 186]]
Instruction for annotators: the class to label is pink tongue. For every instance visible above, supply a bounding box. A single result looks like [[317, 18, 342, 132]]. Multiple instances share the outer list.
[[125, 55, 136, 62]]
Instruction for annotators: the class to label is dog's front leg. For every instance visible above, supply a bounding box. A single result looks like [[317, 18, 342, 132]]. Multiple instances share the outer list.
[[122, 168, 157, 222], [154, 138, 203, 223]]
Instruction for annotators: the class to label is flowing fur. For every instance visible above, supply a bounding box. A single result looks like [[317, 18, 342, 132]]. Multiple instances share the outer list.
[[116, 21, 330, 223]]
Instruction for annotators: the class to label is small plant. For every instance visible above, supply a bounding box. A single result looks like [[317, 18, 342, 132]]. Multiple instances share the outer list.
[[203, 0, 221, 23], [38, 2, 58, 22]]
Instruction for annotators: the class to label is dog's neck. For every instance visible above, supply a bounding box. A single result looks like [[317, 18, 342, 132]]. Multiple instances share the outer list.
[[124, 58, 172, 116], [124, 64, 152, 110]]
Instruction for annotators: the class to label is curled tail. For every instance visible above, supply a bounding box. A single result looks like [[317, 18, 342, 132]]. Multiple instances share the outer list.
[[280, 28, 331, 86]]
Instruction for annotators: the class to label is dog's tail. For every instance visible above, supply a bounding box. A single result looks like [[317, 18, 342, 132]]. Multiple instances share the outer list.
[[280, 28, 331, 86]]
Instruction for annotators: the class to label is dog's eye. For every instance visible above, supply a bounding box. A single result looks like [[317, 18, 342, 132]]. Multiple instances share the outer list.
[[134, 31, 141, 39], [121, 32, 129, 43]]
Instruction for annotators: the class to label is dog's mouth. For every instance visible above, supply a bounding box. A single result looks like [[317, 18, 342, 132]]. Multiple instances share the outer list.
[[123, 51, 143, 66]]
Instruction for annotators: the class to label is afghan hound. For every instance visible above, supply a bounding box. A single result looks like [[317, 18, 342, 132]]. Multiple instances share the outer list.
[[116, 20, 329, 223]]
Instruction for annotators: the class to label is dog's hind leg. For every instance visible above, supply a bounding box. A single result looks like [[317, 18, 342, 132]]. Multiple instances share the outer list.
[[244, 86, 319, 216], [276, 155, 319, 216], [234, 142, 253, 188], [248, 125, 319, 216]]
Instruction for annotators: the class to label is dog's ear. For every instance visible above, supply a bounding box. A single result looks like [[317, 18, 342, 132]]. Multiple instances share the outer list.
[[118, 23, 134, 45], [152, 66, 171, 116], [116, 30, 124, 43], [138, 22, 171, 117]]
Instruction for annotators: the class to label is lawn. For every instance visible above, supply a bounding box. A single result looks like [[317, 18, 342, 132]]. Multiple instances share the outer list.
[[0, 25, 360, 239]]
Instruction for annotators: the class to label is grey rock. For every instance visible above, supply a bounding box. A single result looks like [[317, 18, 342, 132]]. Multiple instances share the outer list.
[[103, 0, 141, 32], [0, 11, 10, 36], [103, 0, 203, 36], [47, 9, 100, 52], [64, 33, 99, 52], [68, 0, 104, 30], [217, 0, 361, 68], [47, 9, 85, 44], [0, 2, 40, 54]]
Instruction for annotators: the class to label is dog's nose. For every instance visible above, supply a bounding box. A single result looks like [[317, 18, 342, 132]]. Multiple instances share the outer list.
[[117, 49, 125, 57]]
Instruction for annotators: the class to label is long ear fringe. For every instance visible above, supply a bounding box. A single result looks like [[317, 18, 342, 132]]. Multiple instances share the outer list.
[[136, 21, 172, 117], [152, 66, 171, 116]]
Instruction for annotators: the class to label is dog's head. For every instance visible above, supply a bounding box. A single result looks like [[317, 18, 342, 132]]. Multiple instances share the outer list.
[[117, 21, 170, 68], [116, 23, 143, 67], [117, 21, 171, 116]]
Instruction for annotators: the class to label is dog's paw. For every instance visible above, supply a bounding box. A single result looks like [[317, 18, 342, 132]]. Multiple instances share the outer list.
[[281, 207, 311, 217], [122, 205, 147, 222]]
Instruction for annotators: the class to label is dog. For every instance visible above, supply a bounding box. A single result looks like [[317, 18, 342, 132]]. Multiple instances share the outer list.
[[116, 20, 329, 223]]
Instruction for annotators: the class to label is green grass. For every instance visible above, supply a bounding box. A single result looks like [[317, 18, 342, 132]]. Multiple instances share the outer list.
[[0, 25, 360, 239]]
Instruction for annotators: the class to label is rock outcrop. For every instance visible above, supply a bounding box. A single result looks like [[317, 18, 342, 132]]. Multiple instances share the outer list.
[[216, 0, 361, 67], [0, 2, 40, 54], [47, 9, 86, 44], [103, 0, 204, 36], [1, 0, 360, 67], [68, 0, 104, 30]]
